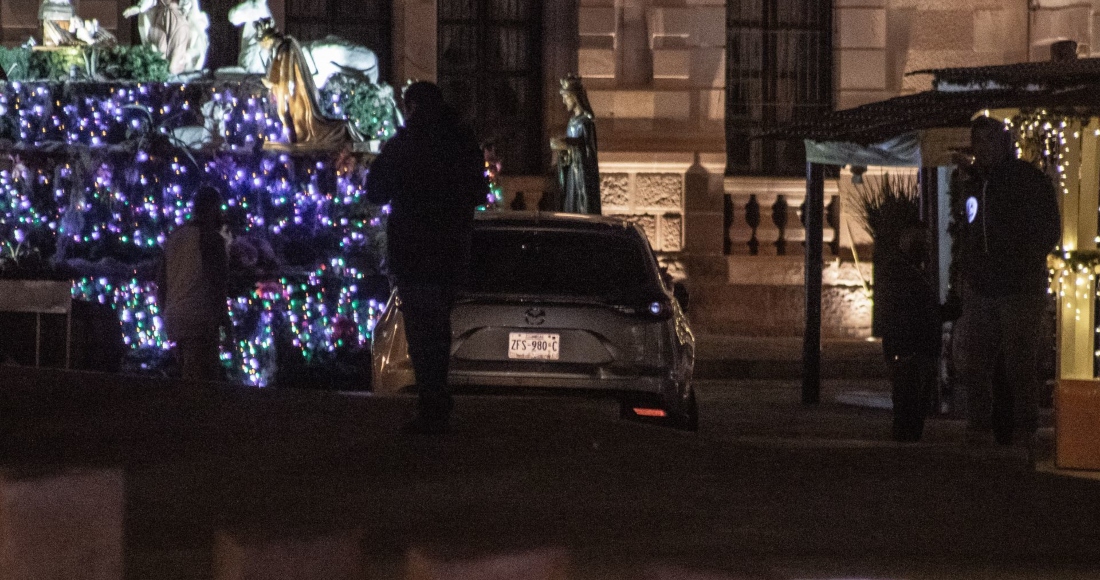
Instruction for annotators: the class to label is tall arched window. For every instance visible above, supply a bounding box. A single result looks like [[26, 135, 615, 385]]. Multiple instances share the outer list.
[[726, 0, 832, 176], [438, 0, 543, 175]]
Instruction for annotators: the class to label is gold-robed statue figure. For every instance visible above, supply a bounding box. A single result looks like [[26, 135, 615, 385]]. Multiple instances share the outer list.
[[257, 19, 364, 151]]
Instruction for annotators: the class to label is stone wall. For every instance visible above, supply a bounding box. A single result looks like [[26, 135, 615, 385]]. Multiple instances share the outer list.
[[578, 0, 725, 154], [708, 173, 882, 337], [598, 152, 693, 254], [831, 1, 1100, 111], [572, 0, 728, 299], [689, 282, 874, 338]]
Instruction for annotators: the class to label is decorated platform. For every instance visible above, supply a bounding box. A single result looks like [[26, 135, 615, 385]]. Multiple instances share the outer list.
[[0, 77, 397, 386]]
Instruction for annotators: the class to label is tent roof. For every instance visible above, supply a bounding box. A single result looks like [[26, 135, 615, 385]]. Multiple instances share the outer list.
[[765, 85, 1100, 146], [909, 57, 1100, 90]]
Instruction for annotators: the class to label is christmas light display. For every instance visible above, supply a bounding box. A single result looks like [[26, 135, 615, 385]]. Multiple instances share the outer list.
[[319, 73, 401, 143], [0, 80, 278, 148], [483, 145, 504, 209], [0, 80, 395, 385], [1007, 110, 1100, 374]]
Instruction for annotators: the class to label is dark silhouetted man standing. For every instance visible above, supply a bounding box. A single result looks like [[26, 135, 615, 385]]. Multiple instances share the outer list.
[[953, 116, 1060, 449], [367, 81, 488, 434]]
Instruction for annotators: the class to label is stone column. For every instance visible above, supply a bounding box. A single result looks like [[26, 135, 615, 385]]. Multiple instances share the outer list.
[[393, 0, 437, 84], [614, 0, 652, 86]]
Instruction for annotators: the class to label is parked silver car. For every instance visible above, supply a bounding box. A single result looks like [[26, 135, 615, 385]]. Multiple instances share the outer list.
[[370, 211, 697, 429]]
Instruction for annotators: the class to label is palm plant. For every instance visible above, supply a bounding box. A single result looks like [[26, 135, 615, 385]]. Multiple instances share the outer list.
[[850, 172, 921, 252], [851, 172, 924, 339]]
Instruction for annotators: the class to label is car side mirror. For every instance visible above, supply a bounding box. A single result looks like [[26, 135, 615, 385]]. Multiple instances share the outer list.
[[672, 281, 689, 313]]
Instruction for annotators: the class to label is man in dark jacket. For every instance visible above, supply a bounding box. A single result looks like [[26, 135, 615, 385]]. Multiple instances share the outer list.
[[366, 81, 488, 434], [878, 227, 940, 442], [953, 116, 1060, 447]]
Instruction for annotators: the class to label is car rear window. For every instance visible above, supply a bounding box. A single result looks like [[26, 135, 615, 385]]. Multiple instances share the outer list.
[[468, 228, 657, 299]]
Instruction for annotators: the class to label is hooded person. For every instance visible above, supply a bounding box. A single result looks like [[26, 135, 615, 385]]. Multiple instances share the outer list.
[[952, 115, 1060, 449], [366, 81, 489, 433]]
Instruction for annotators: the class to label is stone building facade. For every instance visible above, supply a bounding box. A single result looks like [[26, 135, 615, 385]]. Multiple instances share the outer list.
[[2, 0, 1096, 336]]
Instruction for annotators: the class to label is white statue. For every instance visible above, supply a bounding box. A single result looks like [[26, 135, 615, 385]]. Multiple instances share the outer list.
[[123, 0, 209, 74], [170, 99, 228, 149], [227, 0, 379, 89], [226, 0, 272, 74], [178, 0, 210, 71]]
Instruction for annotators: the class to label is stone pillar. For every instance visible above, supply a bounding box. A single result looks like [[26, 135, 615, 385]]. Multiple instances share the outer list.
[[1031, 4, 1090, 59], [214, 530, 363, 580], [393, 0, 437, 84], [614, 0, 652, 86], [834, 2, 888, 110], [0, 469, 124, 580]]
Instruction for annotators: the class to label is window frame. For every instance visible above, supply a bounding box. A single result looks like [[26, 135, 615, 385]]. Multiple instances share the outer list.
[[725, 0, 833, 176], [437, 0, 544, 175]]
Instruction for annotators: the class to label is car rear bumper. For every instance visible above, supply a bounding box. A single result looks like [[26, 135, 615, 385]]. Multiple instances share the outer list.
[[374, 364, 686, 396], [448, 366, 695, 425], [449, 369, 669, 393], [373, 363, 694, 424]]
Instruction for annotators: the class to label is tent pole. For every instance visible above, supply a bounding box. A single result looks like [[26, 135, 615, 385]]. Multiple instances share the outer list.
[[803, 162, 824, 405]]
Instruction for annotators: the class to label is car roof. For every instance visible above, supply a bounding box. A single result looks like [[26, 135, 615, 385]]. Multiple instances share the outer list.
[[473, 211, 640, 234]]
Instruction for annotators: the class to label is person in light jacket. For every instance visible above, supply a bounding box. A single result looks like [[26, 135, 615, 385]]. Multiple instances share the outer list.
[[158, 185, 229, 382]]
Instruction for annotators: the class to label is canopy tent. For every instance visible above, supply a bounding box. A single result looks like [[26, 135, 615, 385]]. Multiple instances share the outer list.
[[802, 129, 971, 168], [804, 133, 921, 167], [775, 57, 1100, 408]]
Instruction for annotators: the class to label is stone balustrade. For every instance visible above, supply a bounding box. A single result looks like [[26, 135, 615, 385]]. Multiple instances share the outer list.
[[722, 176, 853, 259]]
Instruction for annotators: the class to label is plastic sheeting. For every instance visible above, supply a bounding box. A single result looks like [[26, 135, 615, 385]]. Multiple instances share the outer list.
[[805, 128, 972, 168], [804, 133, 922, 167]]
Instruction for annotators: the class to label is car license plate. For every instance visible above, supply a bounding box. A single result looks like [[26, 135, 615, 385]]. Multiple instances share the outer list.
[[508, 332, 560, 360]]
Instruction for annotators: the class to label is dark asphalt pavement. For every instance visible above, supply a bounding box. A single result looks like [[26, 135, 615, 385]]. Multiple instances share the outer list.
[[1, 367, 1099, 579]]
